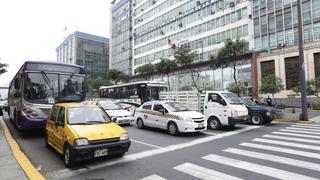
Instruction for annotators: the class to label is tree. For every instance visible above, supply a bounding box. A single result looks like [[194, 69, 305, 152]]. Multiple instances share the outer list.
[[259, 74, 284, 98], [226, 82, 246, 95], [210, 38, 247, 96], [179, 85, 192, 91], [107, 69, 125, 83], [89, 78, 112, 91], [294, 77, 320, 98], [0, 61, 8, 76], [155, 58, 177, 90], [135, 63, 156, 79], [174, 44, 201, 92]]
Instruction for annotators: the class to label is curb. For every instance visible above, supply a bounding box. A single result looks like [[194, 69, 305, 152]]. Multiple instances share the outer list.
[[0, 119, 45, 180], [272, 118, 315, 124]]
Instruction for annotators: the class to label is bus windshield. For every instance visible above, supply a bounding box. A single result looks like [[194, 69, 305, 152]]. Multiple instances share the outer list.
[[24, 72, 85, 104]]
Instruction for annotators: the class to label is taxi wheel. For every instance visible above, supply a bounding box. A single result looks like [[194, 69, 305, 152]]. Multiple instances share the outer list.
[[136, 118, 144, 129], [168, 122, 179, 136], [64, 144, 74, 168], [250, 114, 264, 125], [208, 117, 221, 130]]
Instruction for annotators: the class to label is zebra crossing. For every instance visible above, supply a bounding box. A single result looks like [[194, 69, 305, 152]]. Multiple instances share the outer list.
[[139, 124, 320, 180]]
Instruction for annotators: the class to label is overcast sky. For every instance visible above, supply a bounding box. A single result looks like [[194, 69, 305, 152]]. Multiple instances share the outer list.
[[0, 0, 111, 98]]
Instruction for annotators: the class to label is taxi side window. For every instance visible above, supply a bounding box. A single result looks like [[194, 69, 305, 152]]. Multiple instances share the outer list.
[[208, 93, 221, 103], [142, 103, 152, 110], [57, 107, 65, 126], [50, 106, 60, 121], [153, 104, 168, 113]]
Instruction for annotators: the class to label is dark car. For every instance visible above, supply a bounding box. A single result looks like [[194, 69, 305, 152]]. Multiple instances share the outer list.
[[240, 97, 277, 125]]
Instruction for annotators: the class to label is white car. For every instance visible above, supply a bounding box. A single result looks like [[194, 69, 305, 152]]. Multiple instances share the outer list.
[[134, 101, 206, 135], [97, 100, 135, 125]]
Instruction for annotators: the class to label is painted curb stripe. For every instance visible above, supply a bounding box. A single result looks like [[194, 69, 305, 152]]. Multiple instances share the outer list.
[[0, 119, 45, 180]]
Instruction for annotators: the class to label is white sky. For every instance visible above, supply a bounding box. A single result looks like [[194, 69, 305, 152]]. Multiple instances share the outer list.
[[0, 0, 111, 98]]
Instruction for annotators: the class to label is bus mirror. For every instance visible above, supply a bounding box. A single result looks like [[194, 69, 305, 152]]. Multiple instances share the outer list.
[[14, 92, 21, 98], [14, 78, 20, 89]]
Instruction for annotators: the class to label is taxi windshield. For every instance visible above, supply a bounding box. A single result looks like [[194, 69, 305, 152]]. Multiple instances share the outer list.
[[67, 107, 111, 125], [164, 102, 191, 112]]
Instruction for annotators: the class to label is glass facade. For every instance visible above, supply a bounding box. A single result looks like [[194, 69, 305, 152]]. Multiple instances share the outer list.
[[253, 0, 320, 51], [111, 0, 133, 75]]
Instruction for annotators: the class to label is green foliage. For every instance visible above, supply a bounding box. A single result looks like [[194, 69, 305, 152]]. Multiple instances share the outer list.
[[107, 69, 125, 83], [259, 74, 284, 98], [226, 82, 246, 95], [155, 58, 177, 90], [89, 78, 112, 90], [293, 77, 320, 98], [135, 63, 156, 75], [174, 44, 196, 66], [179, 85, 193, 91], [0, 62, 8, 75]]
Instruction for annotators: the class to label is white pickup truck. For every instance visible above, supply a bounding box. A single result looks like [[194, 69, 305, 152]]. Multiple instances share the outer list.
[[160, 91, 248, 130]]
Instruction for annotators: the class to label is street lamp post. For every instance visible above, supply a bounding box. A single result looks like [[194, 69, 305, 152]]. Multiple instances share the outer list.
[[297, 0, 308, 120]]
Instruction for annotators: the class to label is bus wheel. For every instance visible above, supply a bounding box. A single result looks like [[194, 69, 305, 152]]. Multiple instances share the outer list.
[[15, 111, 22, 130], [208, 117, 221, 130], [136, 118, 144, 129], [168, 122, 179, 136]]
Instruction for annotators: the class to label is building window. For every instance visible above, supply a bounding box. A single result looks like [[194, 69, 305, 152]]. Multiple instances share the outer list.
[[284, 11, 292, 30], [283, 0, 291, 5], [275, 0, 282, 11], [261, 15, 268, 35], [277, 31, 284, 44], [268, 14, 275, 33], [314, 23, 320, 40], [269, 33, 277, 48], [261, 60, 275, 79], [267, 0, 274, 12], [276, 14, 283, 32], [314, 53, 320, 78], [303, 28, 312, 43], [285, 56, 299, 90], [292, 6, 298, 26], [260, 0, 266, 9], [285, 30, 294, 46], [255, 37, 262, 50], [313, 0, 320, 21], [302, 1, 311, 24], [253, 0, 259, 12], [261, 35, 268, 49], [254, 18, 260, 37]]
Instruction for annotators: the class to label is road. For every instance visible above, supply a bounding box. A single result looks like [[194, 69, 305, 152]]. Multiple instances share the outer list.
[[3, 112, 320, 180]]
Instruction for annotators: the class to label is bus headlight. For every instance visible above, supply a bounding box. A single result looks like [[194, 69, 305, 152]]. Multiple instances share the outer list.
[[22, 108, 40, 119], [74, 138, 89, 146]]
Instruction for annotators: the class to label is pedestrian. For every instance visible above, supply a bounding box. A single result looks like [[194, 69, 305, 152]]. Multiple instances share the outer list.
[[267, 96, 272, 107], [259, 97, 264, 105]]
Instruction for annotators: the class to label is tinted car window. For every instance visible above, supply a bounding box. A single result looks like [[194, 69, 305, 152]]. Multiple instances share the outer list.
[[153, 104, 166, 112], [57, 107, 65, 125], [142, 102, 152, 110], [50, 106, 60, 121]]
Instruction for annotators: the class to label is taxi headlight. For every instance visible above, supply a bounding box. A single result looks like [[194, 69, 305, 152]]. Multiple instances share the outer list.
[[74, 138, 89, 146], [120, 133, 129, 141], [231, 109, 238, 117]]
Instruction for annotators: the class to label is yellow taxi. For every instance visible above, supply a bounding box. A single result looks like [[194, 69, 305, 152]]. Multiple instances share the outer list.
[[45, 102, 131, 167]]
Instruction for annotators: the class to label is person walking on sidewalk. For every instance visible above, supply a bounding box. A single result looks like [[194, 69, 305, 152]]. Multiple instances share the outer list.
[[267, 96, 272, 107]]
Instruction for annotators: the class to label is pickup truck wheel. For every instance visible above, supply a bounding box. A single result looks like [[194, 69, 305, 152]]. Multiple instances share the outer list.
[[168, 122, 179, 136], [250, 114, 264, 125], [208, 117, 221, 130], [136, 118, 144, 129], [64, 144, 74, 168]]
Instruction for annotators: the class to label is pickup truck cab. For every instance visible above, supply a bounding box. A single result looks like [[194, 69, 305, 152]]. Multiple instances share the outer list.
[[240, 97, 276, 125], [204, 91, 248, 130], [134, 101, 206, 135]]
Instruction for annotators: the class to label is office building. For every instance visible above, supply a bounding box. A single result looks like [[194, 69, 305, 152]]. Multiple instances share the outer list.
[[110, 0, 134, 75], [56, 31, 110, 79]]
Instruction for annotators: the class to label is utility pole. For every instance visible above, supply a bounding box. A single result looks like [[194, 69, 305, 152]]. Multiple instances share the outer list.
[[297, 0, 308, 120]]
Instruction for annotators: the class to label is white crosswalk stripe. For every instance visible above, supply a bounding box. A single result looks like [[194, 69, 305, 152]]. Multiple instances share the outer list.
[[272, 131, 320, 139], [293, 124, 320, 127], [223, 147, 320, 172], [174, 162, 244, 180], [286, 127, 320, 132], [280, 129, 320, 135], [253, 138, 320, 150], [203, 154, 318, 180], [240, 142, 320, 160], [263, 134, 320, 144], [140, 174, 167, 180], [292, 125, 320, 129]]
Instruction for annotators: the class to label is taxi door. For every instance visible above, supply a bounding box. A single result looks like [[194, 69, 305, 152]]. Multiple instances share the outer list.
[[47, 106, 60, 149], [141, 102, 156, 127], [152, 103, 168, 129], [54, 107, 66, 152]]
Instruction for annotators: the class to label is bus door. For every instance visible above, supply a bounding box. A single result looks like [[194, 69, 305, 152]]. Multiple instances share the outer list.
[[139, 84, 147, 104]]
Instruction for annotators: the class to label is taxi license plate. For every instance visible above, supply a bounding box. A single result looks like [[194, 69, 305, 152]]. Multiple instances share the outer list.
[[198, 123, 204, 128], [94, 148, 108, 157]]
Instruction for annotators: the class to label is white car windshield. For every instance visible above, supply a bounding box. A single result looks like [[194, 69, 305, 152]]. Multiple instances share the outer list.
[[67, 107, 111, 125], [222, 93, 242, 105], [164, 102, 191, 112]]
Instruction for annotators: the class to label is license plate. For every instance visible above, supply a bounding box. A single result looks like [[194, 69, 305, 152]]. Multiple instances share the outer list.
[[94, 148, 108, 157], [198, 123, 204, 128]]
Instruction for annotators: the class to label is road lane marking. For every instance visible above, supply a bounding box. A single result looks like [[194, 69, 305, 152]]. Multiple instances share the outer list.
[[224, 147, 320, 172], [203, 154, 318, 180], [202, 131, 220, 136], [46, 126, 261, 179], [140, 174, 167, 180], [272, 131, 320, 139], [131, 139, 163, 149], [0, 118, 45, 180], [293, 124, 320, 127], [280, 129, 320, 135], [240, 142, 320, 160], [174, 162, 244, 180], [286, 127, 320, 132], [253, 138, 320, 151], [263, 134, 320, 144], [292, 125, 320, 129]]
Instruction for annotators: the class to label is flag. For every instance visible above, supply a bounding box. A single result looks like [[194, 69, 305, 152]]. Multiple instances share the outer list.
[[171, 43, 176, 49]]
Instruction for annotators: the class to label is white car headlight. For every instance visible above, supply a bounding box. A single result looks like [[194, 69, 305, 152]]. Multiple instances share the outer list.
[[184, 118, 193, 122], [231, 109, 238, 117], [74, 138, 89, 146], [120, 133, 129, 140]]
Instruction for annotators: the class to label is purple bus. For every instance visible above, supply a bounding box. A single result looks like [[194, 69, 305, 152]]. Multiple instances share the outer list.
[[7, 61, 86, 130]]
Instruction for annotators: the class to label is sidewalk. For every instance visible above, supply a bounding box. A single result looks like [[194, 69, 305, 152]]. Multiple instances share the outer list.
[[0, 117, 28, 180], [274, 110, 320, 123]]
